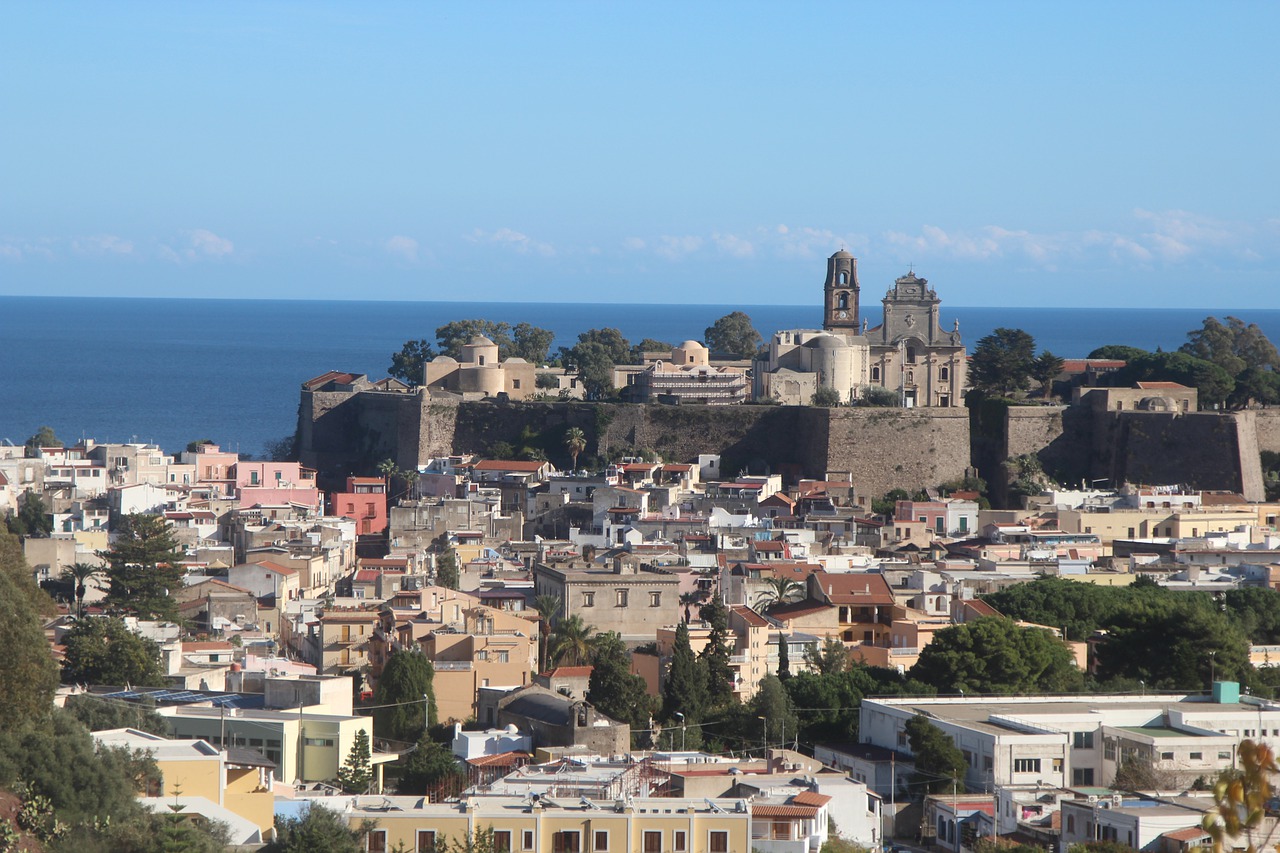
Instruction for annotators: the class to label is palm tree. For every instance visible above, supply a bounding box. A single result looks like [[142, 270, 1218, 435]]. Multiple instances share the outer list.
[[754, 576, 805, 612], [547, 615, 595, 668], [63, 561, 104, 618], [679, 589, 709, 623], [563, 427, 587, 473], [533, 593, 562, 672]]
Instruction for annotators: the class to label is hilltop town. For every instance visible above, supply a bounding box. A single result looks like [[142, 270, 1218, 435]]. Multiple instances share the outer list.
[[4, 254, 1280, 851]]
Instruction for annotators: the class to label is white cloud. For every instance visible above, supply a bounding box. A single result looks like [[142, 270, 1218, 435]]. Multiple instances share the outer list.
[[623, 237, 647, 251], [470, 228, 555, 257], [189, 228, 234, 257], [0, 237, 54, 261], [72, 234, 134, 256], [712, 232, 754, 258], [384, 235, 419, 262], [654, 235, 703, 260]]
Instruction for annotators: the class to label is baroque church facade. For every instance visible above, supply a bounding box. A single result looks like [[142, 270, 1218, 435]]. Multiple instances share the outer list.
[[753, 250, 968, 406]]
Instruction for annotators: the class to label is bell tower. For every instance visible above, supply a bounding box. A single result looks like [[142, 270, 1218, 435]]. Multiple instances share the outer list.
[[822, 249, 860, 332]]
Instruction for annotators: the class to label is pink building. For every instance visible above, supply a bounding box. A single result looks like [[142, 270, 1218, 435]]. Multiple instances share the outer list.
[[230, 461, 322, 513], [895, 500, 947, 535], [329, 476, 389, 536]]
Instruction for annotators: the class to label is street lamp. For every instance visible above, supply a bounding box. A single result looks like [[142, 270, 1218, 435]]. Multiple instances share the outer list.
[[674, 712, 686, 751], [758, 715, 768, 754]]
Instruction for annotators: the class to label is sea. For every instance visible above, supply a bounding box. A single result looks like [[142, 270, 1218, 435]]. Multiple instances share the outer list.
[[3, 296, 1279, 460]]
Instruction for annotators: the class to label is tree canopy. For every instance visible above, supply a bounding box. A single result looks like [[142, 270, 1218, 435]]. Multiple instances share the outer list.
[[908, 617, 1083, 694], [559, 328, 631, 400], [586, 631, 652, 734], [61, 616, 165, 687], [704, 311, 762, 359], [24, 425, 61, 454], [0, 533, 59, 730], [389, 320, 556, 385], [373, 650, 436, 740], [906, 713, 967, 793], [6, 489, 53, 537], [661, 621, 708, 723], [969, 328, 1038, 395], [99, 513, 187, 619], [266, 803, 371, 853]]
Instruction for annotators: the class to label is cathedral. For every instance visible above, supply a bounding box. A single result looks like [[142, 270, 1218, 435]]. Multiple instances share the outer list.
[[753, 250, 968, 406]]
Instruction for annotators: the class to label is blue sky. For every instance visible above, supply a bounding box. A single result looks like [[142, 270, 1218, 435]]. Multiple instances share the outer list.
[[2, 2, 1278, 307]]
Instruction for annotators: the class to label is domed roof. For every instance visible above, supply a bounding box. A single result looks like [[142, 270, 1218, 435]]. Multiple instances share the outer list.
[[803, 334, 849, 350], [467, 335, 497, 347], [831, 249, 854, 259], [678, 340, 706, 350]]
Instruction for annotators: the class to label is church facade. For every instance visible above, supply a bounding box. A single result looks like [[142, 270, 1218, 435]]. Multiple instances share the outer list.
[[754, 250, 968, 406]]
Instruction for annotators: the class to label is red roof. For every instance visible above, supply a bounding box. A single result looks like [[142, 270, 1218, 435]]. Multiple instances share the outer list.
[[303, 370, 361, 389], [754, 804, 821, 818], [253, 560, 298, 576], [818, 573, 894, 605], [539, 666, 593, 678], [730, 605, 769, 628], [467, 751, 532, 768], [1163, 828, 1210, 842], [182, 641, 233, 652], [792, 791, 833, 807]]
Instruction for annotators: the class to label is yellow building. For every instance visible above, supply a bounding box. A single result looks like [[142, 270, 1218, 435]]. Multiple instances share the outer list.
[[1057, 508, 1259, 542], [92, 728, 275, 843], [421, 604, 537, 722], [329, 795, 751, 853]]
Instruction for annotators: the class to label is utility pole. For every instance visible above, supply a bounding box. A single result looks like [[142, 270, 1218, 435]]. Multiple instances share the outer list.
[[758, 715, 767, 755], [423, 693, 430, 734]]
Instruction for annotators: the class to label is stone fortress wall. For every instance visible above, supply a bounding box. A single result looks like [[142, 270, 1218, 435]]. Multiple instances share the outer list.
[[299, 389, 1266, 506]]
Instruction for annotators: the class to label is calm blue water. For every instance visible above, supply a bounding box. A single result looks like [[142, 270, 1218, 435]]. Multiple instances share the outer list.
[[3, 296, 1279, 459]]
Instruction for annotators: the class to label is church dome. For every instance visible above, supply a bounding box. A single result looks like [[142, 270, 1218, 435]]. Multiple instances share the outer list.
[[679, 340, 706, 350], [830, 249, 854, 259], [468, 335, 497, 347], [803, 334, 849, 350]]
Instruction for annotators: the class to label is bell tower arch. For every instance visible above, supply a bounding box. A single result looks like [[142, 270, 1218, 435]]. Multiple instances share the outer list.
[[822, 249, 860, 332]]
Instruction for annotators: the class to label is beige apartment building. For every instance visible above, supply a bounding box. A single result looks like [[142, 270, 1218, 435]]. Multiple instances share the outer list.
[[1057, 508, 1260, 542], [421, 604, 538, 722], [533, 558, 680, 643]]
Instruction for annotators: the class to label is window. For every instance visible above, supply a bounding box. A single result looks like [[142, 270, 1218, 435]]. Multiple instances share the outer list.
[[512, 379, 521, 389], [1053, 758, 1063, 772], [1067, 815, 1076, 834], [493, 831, 512, 853], [250, 471, 259, 485], [583, 591, 595, 607], [1073, 768, 1095, 786], [649, 592, 661, 607], [552, 831, 581, 853], [369, 830, 387, 853], [1219, 751, 1232, 760], [906, 346, 917, 363], [643, 831, 661, 853], [497, 650, 509, 664], [478, 650, 489, 661], [303, 737, 334, 747], [1161, 751, 1174, 761], [616, 589, 628, 607], [940, 366, 950, 381], [1073, 731, 1095, 749], [709, 831, 729, 853], [417, 831, 437, 853], [1013, 758, 1041, 773], [1190, 752, 1203, 761], [674, 830, 687, 852], [871, 366, 881, 381], [594, 830, 609, 851], [897, 731, 908, 747], [521, 831, 534, 851]]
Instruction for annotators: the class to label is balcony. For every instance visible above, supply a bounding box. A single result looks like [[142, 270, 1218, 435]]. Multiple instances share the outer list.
[[432, 660, 474, 672]]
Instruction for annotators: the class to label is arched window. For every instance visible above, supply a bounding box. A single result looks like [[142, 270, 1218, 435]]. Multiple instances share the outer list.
[[871, 366, 881, 381], [940, 366, 949, 381], [838, 272, 848, 285], [905, 346, 917, 363], [837, 292, 849, 310]]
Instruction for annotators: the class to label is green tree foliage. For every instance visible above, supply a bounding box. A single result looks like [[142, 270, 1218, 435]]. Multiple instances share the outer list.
[[373, 650, 436, 741], [804, 637, 851, 676], [857, 385, 900, 407], [337, 729, 374, 793], [24, 426, 61, 455], [783, 661, 936, 746], [1180, 316, 1280, 408], [970, 328, 1038, 395], [548, 615, 594, 667], [871, 488, 911, 517], [1112, 350, 1236, 409], [630, 338, 674, 362], [6, 490, 54, 537], [906, 713, 967, 793], [63, 561, 104, 618], [587, 631, 652, 731], [396, 731, 465, 795], [1086, 345, 1148, 361], [61, 616, 165, 687], [388, 339, 437, 385], [266, 803, 372, 853], [533, 594, 562, 672], [64, 694, 169, 736], [704, 311, 762, 359], [698, 599, 736, 709], [0, 534, 60, 731], [750, 674, 798, 748], [435, 319, 515, 359], [559, 328, 631, 400], [1031, 350, 1065, 398], [437, 827, 497, 853], [754, 576, 805, 612], [563, 427, 587, 472], [99, 513, 186, 619], [661, 621, 708, 723], [909, 617, 1083, 695], [435, 547, 459, 590], [511, 322, 555, 364], [777, 634, 791, 680], [811, 387, 841, 407], [1096, 602, 1250, 689]]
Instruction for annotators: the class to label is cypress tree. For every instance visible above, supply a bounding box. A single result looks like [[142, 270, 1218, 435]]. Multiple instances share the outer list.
[[662, 622, 708, 723], [698, 598, 735, 707], [373, 650, 436, 742]]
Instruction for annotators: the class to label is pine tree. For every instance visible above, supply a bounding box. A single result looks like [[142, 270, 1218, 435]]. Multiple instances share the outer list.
[[698, 599, 735, 708], [662, 622, 708, 723], [396, 733, 465, 795], [99, 514, 186, 619], [777, 634, 791, 680], [337, 729, 373, 794]]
